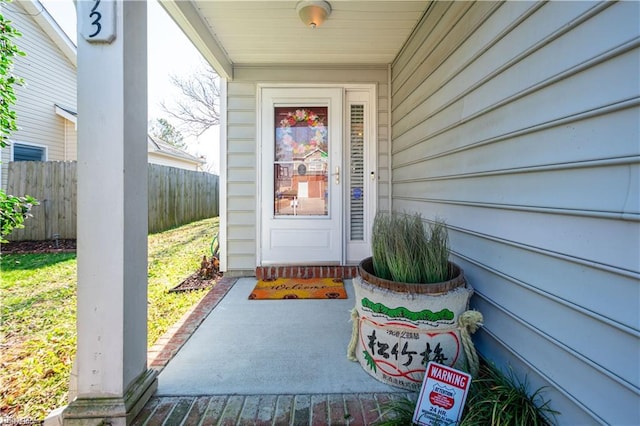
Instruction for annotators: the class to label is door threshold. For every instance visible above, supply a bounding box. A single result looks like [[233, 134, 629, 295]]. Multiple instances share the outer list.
[[256, 265, 358, 280]]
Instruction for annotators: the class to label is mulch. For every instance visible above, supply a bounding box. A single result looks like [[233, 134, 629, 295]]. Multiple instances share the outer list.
[[169, 271, 222, 293], [1, 239, 77, 254]]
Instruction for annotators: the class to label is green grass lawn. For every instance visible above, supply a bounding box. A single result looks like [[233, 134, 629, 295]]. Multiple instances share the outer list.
[[0, 217, 219, 421]]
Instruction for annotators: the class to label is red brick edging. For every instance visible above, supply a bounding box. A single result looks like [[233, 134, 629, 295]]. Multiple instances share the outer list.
[[147, 276, 237, 371], [256, 265, 358, 280]]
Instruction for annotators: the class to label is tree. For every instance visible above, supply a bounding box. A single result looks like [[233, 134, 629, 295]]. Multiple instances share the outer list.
[[0, 1, 37, 243], [161, 64, 220, 137], [0, 3, 24, 146], [149, 117, 185, 148]]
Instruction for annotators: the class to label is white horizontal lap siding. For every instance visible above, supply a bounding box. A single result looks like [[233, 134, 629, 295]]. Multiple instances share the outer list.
[[390, 1, 639, 424], [377, 82, 391, 213], [225, 66, 389, 273], [1, 2, 77, 187], [226, 81, 258, 273]]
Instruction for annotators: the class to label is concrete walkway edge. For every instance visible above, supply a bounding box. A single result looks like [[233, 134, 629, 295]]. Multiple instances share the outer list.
[[147, 277, 238, 372]]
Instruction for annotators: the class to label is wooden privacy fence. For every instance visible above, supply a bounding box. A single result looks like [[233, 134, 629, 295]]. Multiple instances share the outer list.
[[6, 161, 77, 241], [147, 163, 219, 233], [5, 161, 219, 241]]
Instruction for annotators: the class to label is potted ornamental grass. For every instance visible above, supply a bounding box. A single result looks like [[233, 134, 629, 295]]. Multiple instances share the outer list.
[[365, 212, 463, 293], [348, 212, 483, 391]]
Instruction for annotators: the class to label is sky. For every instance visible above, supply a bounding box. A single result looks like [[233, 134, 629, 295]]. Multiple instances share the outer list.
[[39, 0, 220, 173]]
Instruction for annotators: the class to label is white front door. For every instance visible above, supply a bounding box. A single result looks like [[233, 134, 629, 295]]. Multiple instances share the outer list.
[[259, 87, 344, 265]]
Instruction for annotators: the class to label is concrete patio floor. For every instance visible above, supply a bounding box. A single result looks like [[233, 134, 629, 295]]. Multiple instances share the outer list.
[[134, 277, 414, 425]]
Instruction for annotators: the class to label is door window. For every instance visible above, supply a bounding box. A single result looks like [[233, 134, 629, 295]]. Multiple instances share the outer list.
[[273, 107, 329, 216]]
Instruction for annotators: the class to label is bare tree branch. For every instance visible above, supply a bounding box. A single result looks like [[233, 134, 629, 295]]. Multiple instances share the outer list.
[[161, 65, 221, 137]]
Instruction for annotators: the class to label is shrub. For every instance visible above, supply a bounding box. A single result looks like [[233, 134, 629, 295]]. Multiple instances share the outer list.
[[376, 362, 558, 425], [0, 191, 38, 243], [0, 2, 38, 243]]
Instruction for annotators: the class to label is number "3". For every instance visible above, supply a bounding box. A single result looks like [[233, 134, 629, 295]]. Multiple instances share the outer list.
[[88, 0, 102, 38]]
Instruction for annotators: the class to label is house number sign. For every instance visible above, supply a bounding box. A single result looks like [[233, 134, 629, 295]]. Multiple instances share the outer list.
[[79, 0, 116, 43]]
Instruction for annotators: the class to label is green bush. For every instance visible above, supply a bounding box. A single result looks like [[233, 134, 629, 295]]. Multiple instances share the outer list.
[[376, 362, 558, 426], [0, 192, 38, 243], [0, 1, 37, 243], [460, 362, 558, 426]]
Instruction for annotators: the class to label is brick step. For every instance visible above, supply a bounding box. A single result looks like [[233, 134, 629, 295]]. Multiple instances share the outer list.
[[256, 265, 358, 280], [133, 393, 415, 426]]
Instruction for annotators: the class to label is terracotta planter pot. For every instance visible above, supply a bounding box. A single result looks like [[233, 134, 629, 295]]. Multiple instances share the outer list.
[[358, 257, 466, 295], [350, 257, 473, 391]]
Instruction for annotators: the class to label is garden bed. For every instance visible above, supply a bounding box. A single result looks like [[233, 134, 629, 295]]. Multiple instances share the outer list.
[[1, 239, 76, 254]]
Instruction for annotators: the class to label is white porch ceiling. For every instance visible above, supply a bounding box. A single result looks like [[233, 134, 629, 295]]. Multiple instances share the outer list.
[[161, 1, 430, 79]]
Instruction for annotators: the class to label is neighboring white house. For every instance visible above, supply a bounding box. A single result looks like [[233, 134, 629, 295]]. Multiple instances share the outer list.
[[0, 0, 76, 189], [59, 2, 640, 425], [147, 135, 206, 171], [0, 0, 204, 190]]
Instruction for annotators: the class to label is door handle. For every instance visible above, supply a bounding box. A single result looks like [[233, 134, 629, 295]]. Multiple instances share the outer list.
[[333, 166, 340, 184]]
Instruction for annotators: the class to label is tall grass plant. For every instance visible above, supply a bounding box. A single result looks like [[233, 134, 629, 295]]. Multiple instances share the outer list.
[[371, 212, 451, 284], [461, 362, 558, 425], [423, 220, 450, 283], [371, 212, 392, 280], [376, 362, 558, 425]]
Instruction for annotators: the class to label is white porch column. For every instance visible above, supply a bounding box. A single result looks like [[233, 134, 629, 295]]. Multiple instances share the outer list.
[[64, 1, 156, 424]]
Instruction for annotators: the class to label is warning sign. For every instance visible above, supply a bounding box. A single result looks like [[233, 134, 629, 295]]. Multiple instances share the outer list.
[[412, 362, 472, 425]]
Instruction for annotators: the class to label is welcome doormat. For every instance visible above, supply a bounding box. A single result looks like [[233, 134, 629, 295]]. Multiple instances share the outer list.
[[248, 277, 347, 300]]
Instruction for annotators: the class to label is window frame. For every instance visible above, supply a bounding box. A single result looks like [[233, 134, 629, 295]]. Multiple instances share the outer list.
[[11, 141, 48, 162]]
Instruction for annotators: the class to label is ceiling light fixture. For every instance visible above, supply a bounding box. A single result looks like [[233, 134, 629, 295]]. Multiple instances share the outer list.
[[296, 1, 332, 29]]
